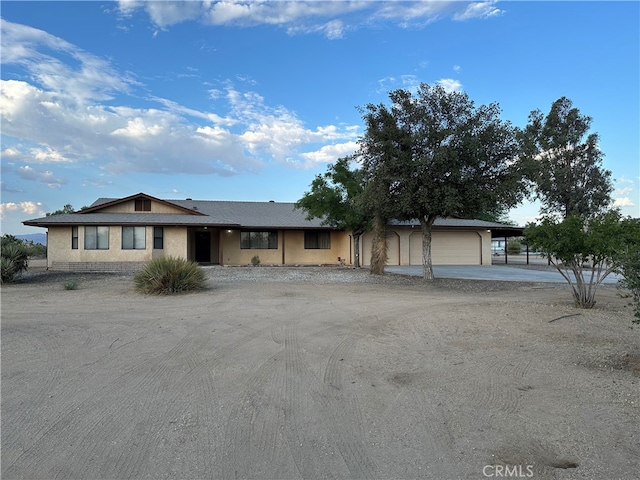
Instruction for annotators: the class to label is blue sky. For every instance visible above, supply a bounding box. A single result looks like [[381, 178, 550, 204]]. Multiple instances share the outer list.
[[1, 1, 638, 235]]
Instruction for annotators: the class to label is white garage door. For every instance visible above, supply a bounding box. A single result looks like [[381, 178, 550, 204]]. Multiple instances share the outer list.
[[410, 230, 481, 265]]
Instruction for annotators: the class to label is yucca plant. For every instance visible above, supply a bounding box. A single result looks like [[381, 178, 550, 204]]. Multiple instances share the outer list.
[[1, 238, 29, 283], [134, 256, 207, 294]]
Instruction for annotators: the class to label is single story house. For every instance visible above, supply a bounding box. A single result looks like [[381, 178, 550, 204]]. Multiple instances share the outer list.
[[23, 193, 523, 271]]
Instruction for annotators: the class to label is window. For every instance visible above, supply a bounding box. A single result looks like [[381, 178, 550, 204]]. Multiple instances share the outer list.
[[240, 231, 278, 249], [122, 226, 146, 249], [71, 226, 78, 249], [135, 198, 151, 211], [153, 227, 164, 249], [85, 226, 109, 250], [304, 231, 331, 249]]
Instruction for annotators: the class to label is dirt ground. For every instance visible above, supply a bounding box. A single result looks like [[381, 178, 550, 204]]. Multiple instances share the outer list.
[[1, 267, 639, 480]]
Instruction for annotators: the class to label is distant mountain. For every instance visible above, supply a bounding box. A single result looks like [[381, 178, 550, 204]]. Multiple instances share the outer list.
[[15, 233, 47, 245]]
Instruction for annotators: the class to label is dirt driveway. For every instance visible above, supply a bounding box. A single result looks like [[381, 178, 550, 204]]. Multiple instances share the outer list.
[[2, 267, 639, 479]]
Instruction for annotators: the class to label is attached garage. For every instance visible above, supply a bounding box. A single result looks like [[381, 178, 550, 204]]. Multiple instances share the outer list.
[[360, 218, 519, 267], [409, 230, 482, 265]]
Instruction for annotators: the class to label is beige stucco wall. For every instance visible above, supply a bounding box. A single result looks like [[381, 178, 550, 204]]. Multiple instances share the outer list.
[[361, 227, 492, 266], [220, 229, 350, 266], [45, 223, 492, 270], [155, 227, 187, 259], [47, 225, 186, 269]]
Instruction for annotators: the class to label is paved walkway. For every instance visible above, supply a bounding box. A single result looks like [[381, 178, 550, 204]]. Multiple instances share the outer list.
[[385, 265, 622, 283]]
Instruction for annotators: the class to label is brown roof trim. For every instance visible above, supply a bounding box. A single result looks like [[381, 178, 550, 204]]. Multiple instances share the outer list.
[[80, 192, 206, 216]]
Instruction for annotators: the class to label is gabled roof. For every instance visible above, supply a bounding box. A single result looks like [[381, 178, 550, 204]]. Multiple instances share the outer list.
[[23, 192, 523, 235], [23, 194, 333, 229], [82, 192, 205, 216]]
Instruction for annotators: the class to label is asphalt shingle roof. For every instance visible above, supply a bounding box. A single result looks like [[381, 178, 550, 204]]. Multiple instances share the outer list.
[[25, 195, 523, 233]]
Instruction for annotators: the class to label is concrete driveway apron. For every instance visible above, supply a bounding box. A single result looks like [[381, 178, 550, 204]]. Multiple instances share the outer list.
[[385, 265, 622, 283]]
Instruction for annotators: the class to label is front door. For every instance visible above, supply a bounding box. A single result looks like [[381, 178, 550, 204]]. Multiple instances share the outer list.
[[195, 231, 211, 263]]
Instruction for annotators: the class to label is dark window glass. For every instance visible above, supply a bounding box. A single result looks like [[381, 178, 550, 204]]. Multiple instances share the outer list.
[[240, 231, 278, 249], [304, 231, 331, 249], [71, 226, 78, 249], [153, 227, 164, 249], [135, 198, 151, 211]]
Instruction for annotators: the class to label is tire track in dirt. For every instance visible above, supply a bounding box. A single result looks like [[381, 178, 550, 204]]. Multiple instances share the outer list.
[[76, 318, 267, 479], [282, 320, 324, 478], [221, 350, 287, 479], [278, 291, 379, 479], [316, 334, 378, 479], [381, 370, 460, 478], [1, 324, 66, 467], [468, 354, 532, 416], [64, 327, 207, 479], [3, 319, 214, 479]]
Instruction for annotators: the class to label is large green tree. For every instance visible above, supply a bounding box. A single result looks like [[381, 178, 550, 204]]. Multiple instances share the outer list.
[[295, 156, 369, 268], [520, 97, 613, 219], [358, 84, 526, 280]]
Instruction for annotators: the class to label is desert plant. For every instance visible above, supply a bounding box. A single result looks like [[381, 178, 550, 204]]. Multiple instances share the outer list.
[[251, 255, 261, 266], [526, 212, 635, 308], [1, 237, 29, 283], [615, 219, 640, 323], [506, 240, 522, 255], [1, 257, 16, 284], [134, 256, 207, 294], [63, 280, 79, 290]]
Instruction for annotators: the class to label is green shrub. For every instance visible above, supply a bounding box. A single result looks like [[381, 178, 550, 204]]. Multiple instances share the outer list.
[[506, 240, 522, 255], [1, 257, 16, 284], [63, 280, 79, 290], [134, 256, 207, 294], [251, 255, 261, 266], [1, 237, 29, 283], [617, 247, 640, 324]]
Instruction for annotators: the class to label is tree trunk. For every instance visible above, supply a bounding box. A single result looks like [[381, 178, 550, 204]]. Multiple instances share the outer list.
[[420, 215, 437, 281], [370, 215, 387, 275], [353, 231, 362, 268]]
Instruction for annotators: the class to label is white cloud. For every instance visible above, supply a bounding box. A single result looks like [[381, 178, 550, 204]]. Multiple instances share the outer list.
[[0, 19, 136, 102], [613, 197, 635, 208], [615, 186, 634, 196], [16, 165, 68, 189], [117, 1, 498, 39], [299, 141, 359, 168], [436, 78, 463, 93], [453, 1, 504, 21], [1, 147, 22, 159], [612, 176, 638, 211], [377, 74, 421, 94], [0, 20, 360, 178], [0, 201, 44, 217]]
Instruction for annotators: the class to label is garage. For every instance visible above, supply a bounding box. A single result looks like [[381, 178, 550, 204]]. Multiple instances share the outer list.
[[409, 230, 482, 265]]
